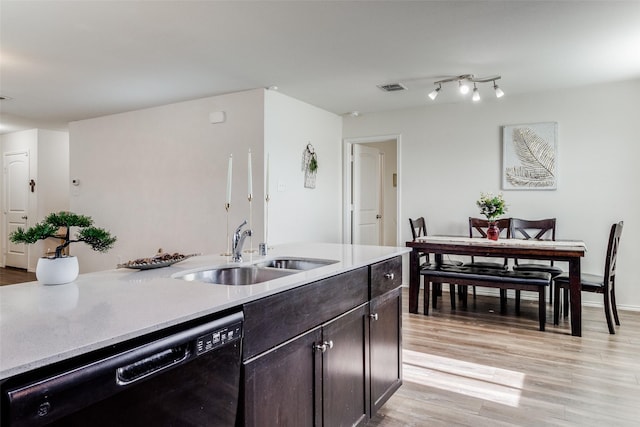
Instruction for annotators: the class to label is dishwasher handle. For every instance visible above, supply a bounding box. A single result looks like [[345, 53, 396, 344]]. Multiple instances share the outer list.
[[116, 344, 190, 386]]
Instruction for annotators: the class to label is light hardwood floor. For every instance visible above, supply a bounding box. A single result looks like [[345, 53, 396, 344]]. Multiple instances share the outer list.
[[368, 287, 640, 426]]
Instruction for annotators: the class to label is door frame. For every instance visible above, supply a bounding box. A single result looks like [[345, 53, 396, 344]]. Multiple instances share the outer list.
[[343, 134, 401, 245]]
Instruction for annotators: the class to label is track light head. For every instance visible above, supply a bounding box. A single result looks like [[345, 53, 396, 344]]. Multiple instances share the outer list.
[[459, 80, 470, 95], [472, 84, 480, 102], [493, 81, 504, 98], [428, 84, 441, 100]]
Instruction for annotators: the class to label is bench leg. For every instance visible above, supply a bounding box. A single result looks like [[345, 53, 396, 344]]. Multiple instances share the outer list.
[[449, 283, 456, 310], [539, 288, 546, 331], [553, 283, 561, 325], [500, 289, 507, 314], [460, 285, 468, 309], [515, 290, 521, 314], [422, 276, 431, 316], [423, 278, 430, 315]]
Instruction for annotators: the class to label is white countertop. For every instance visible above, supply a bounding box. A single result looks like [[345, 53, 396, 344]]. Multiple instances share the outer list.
[[0, 243, 409, 380]]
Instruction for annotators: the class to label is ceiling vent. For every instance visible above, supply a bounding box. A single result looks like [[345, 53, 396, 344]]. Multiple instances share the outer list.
[[377, 83, 407, 92]]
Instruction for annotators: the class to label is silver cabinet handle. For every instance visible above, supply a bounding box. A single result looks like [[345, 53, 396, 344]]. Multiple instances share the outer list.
[[384, 273, 394, 280], [369, 313, 379, 321], [314, 340, 334, 353]]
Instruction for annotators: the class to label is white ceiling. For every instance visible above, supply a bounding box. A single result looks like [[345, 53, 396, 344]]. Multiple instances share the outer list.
[[2, 1, 640, 134]]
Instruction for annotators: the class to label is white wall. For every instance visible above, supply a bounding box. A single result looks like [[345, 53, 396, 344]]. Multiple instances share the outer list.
[[36, 130, 70, 224], [344, 79, 640, 310], [264, 90, 343, 245], [69, 89, 344, 273], [1, 129, 69, 270], [70, 89, 265, 272]]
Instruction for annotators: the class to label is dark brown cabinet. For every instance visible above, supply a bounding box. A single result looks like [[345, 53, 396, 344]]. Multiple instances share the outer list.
[[242, 305, 368, 427], [369, 287, 402, 414], [322, 304, 369, 427], [240, 256, 403, 426], [243, 327, 322, 426]]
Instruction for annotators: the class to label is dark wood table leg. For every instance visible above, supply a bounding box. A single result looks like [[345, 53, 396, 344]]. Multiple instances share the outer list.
[[569, 257, 582, 337], [409, 248, 419, 313]]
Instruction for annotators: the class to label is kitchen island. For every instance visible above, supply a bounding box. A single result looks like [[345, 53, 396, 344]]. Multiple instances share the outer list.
[[1, 242, 409, 426]]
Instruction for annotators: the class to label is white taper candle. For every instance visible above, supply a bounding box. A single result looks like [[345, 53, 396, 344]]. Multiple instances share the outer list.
[[248, 149, 253, 197], [226, 154, 232, 205], [266, 153, 270, 199]]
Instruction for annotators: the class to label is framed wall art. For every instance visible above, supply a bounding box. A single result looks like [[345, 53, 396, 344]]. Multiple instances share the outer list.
[[502, 122, 557, 190]]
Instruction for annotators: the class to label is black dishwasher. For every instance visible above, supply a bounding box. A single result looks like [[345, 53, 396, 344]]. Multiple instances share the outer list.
[[2, 311, 243, 427]]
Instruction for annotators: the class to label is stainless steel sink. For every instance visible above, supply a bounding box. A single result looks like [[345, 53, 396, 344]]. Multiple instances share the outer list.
[[175, 258, 338, 286], [177, 266, 295, 286], [255, 258, 338, 271]]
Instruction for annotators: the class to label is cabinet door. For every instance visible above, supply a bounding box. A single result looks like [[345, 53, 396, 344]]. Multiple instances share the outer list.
[[322, 304, 369, 427], [242, 327, 322, 427], [369, 287, 402, 414]]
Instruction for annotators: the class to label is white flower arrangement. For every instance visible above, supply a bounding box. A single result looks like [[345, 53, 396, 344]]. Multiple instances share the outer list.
[[476, 192, 507, 221]]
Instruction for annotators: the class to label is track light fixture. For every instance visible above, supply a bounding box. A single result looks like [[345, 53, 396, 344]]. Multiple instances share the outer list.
[[428, 84, 441, 100], [428, 74, 503, 102]]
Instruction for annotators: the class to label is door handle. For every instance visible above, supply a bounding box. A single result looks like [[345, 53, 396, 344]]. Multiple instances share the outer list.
[[21, 216, 28, 220], [376, 214, 382, 219]]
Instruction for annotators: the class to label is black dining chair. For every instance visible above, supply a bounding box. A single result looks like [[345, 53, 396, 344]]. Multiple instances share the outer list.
[[409, 217, 462, 311], [511, 218, 564, 307], [553, 221, 623, 334], [462, 218, 511, 304], [466, 217, 511, 269], [409, 217, 463, 267]]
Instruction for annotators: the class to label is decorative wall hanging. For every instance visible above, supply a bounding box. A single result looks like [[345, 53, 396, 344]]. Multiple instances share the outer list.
[[502, 122, 557, 190], [302, 143, 318, 189]]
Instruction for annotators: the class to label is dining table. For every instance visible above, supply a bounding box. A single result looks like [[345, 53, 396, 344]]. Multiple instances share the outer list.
[[406, 236, 587, 336]]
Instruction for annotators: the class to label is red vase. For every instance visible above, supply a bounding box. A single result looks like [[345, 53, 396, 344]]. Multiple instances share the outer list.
[[487, 222, 499, 241]]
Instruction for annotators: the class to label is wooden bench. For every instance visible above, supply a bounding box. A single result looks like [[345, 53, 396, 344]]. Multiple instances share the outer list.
[[420, 265, 552, 331]]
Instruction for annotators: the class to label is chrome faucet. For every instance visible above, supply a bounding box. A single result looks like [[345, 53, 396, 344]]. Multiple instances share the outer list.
[[232, 220, 252, 262]]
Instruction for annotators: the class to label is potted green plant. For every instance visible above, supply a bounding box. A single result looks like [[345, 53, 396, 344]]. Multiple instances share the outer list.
[[10, 212, 117, 285], [476, 192, 507, 240]]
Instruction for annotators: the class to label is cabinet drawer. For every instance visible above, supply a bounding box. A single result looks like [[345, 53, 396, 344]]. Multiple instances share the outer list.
[[370, 256, 402, 299], [243, 267, 368, 359]]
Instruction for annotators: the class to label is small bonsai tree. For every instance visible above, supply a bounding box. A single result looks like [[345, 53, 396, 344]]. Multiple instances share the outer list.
[[10, 212, 117, 259]]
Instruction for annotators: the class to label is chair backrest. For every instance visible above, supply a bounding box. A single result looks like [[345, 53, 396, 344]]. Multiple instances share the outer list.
[[511, 218, 556, 241], [409, 217, 427, 240], [603, 221, 624, 288], [468, 217, 511, 264], [409, 217, 430, 264], [511, 218, 557, 267], [469, 217, 511, 239]]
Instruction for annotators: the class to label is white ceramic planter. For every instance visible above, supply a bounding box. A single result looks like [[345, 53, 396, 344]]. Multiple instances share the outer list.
[[36, 256, 79, 285]]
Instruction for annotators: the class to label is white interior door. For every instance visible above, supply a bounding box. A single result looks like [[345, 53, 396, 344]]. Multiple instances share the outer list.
[[3, 151, 30, 268], [353, 144, 382, 245]]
